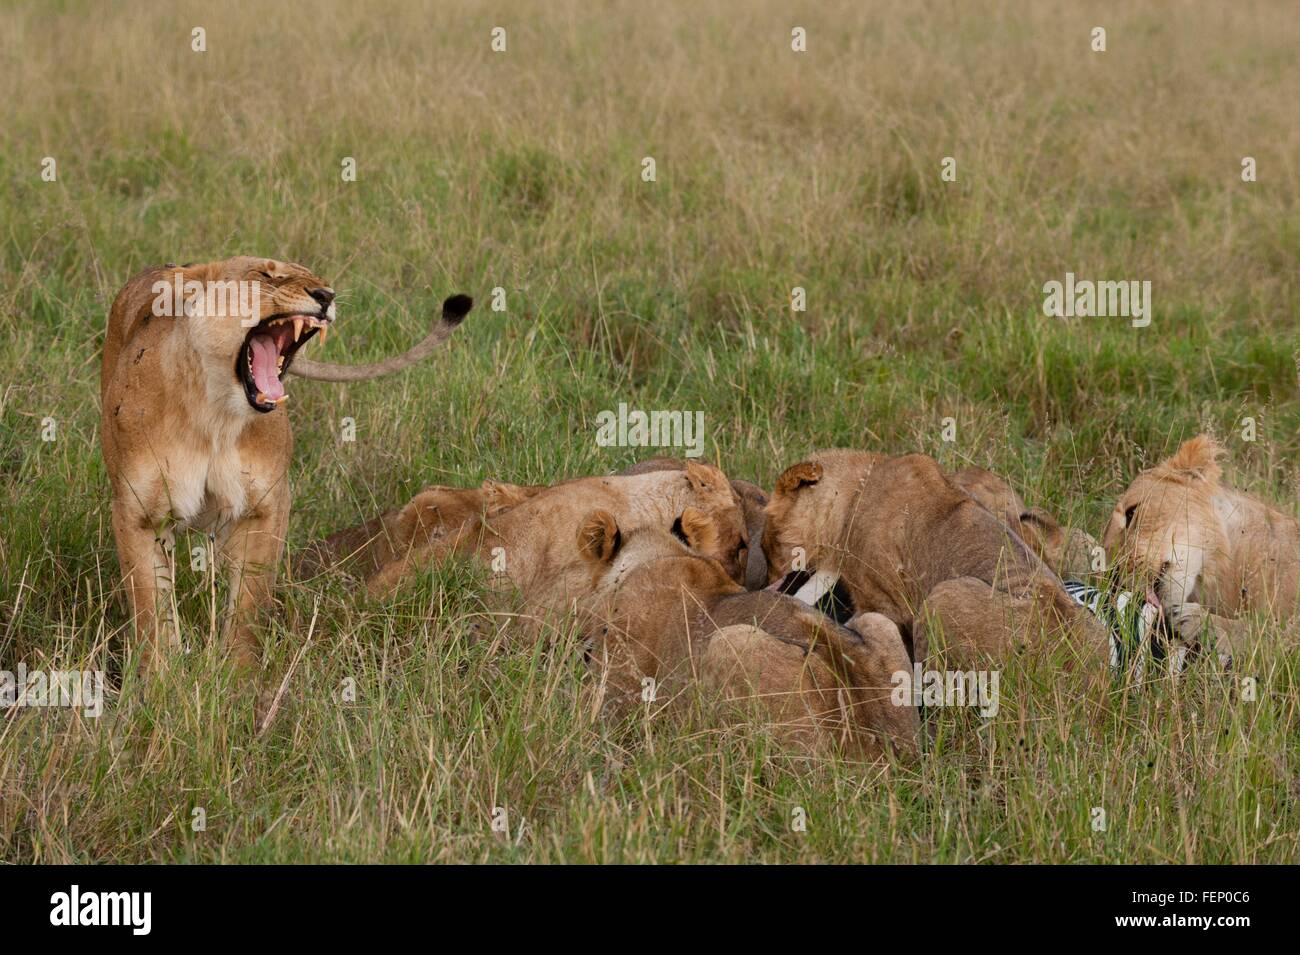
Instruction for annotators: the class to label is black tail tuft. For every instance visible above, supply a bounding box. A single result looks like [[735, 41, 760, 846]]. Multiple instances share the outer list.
[[441, 294, 474, 325]]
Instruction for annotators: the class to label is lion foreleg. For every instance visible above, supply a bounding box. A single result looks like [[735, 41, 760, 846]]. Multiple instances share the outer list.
[[112, 500, 178, 673], [217, 487, 288, 670]]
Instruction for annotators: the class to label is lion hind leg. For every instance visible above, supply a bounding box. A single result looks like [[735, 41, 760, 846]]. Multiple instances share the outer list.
[[699, 624, 836, 756], [699, 623, 917, 761], [918, 576, 1110, 675]]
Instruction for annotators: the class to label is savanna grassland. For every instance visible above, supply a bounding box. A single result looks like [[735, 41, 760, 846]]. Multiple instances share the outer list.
[[1, 0, 1298, 863]]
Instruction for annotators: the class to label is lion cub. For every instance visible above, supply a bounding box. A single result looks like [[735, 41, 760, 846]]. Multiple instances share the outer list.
[[950, 467, 1099, 580], [359, 461, 750, 617], [574, 508, 920, 761], [761, 450, 1110, 673], [297, 479, 547, 580], [619, 456, 774, 588], [1103, 435, 1300, 661]]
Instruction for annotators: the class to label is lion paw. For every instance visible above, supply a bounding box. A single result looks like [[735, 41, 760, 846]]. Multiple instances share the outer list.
[[1168, 602, 1207, 640]]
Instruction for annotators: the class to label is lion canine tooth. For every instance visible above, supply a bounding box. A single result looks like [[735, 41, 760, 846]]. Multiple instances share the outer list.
[[293, 317, 304, 341], [319, 323, 328, 344]]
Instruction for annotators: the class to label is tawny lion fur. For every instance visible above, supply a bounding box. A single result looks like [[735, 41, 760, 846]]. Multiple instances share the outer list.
[[338, 462, 750, 629], [102, 256, 466, 672], [950, 466, 1099, 579], [1102, 434, 1300, 658], [761, 450, 1110, 675], [574, 509, 919, 761]]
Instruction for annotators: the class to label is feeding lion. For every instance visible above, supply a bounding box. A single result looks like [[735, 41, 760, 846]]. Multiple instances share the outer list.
[[358, 462, 749, 614], [573, 508, 919, 761], [1102, 434, 1300, 663], [760, 450, 1111, 675]]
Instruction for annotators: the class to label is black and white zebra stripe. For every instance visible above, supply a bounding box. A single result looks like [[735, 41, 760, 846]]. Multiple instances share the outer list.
[[1062, 579, 1187, 678]]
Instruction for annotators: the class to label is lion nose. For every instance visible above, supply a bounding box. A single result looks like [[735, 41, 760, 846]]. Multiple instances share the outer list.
[[308, 287, 335, 309]]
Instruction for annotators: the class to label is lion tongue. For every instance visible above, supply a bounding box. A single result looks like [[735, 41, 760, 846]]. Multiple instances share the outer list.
[[249, 333, 286, 401]]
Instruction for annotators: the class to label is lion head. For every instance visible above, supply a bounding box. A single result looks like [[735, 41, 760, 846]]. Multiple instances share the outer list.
[[1102, 435, 1228, 609], [577, 505, 739, 597], [165, 257, 336, 414], [163, 255, 471, 415]]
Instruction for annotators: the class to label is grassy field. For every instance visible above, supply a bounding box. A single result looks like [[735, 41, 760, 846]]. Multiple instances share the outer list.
[[1, 0, 1298, 863]]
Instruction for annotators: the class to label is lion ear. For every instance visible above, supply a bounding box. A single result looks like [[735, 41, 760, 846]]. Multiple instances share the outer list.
[[481, 479, 542, 513], [1163, 434, 1225, 483], [683, 460, 724, 494], [674, 506, 721, 554], [1016, 508, 1063, 556], [1018, 508, 1060, 533], [577, 510, 622, 565], [774, 461, 823, 496]]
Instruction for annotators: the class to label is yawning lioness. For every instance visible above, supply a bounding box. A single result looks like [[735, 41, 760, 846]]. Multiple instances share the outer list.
[[101, 256, 471, 673]]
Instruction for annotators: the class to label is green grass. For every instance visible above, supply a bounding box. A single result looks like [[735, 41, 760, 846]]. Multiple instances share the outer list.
[[1, 0, 1298, 862]]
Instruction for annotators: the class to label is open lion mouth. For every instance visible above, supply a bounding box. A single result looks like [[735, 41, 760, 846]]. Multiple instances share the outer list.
[[237, 313, 331, 412], [1144, 562, 1200, 620]]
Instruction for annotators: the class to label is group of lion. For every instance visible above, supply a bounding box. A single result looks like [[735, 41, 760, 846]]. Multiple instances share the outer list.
[[101, 258, 1300, 761]]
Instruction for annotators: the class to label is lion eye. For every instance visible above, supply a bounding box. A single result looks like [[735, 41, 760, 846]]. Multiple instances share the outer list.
[[1124, 504, 1138, 527]]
